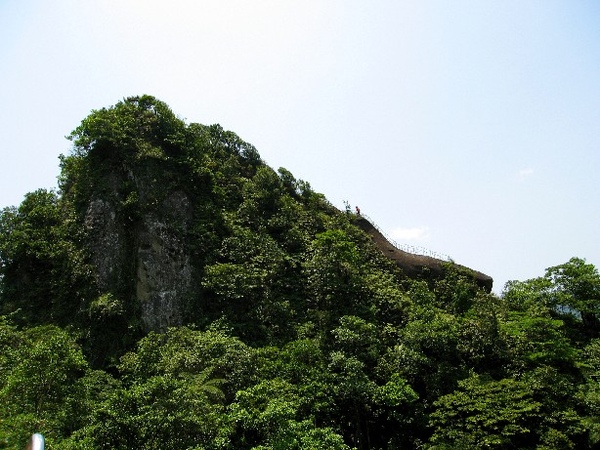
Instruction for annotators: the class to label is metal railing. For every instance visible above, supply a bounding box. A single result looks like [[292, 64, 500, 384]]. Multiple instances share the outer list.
[[359, 212, 451, 261]]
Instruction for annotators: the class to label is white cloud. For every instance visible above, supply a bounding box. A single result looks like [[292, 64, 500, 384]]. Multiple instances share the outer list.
[[390, 226, 430, 241], [518, 168, 534, 178]]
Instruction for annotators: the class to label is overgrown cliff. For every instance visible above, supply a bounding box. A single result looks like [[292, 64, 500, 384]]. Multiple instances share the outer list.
[[0, 96, 598, 449], [1, 95, 493, 359]]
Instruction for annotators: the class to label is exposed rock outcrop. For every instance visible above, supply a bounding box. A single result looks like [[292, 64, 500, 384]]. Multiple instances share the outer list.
[[354, 216, 493, 292], [84, 198, 124, 293], [83, 171, 195, 332], [135, 192, 193, 331]]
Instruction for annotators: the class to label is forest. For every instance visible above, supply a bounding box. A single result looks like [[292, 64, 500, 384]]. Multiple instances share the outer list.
[[1, 96, 600, 449]]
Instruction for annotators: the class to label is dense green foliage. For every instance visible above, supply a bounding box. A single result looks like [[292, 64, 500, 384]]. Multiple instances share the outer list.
[[1, 96, 600, 448]]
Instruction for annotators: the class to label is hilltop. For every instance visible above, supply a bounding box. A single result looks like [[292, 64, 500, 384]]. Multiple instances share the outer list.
[[353, 215, 493, 292], [0, 96, 597, 449], [0, 95, 491, 356]]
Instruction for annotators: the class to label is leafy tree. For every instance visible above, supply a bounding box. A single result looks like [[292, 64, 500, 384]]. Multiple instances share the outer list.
[[231, 378, 302, 447], [503, 277, 555, 316], [361, 271, 411, 328], [428, 375, 543, 449], [252, 419, 351, 450], [326, 351, 377, 449], [370, 373, 419, 449], [397, 305, 465, 400], [203, 223, 295, 342], [64, 325, 250, 449], [331, 315, 380, 367], [117, 325, 256, 401], [0, 321, 89, 448], [71, 373, 229, 450], [500, 312, 577, 375], [503, 257, 600, 339], [67, 95, 186, 161], [0, 190, 91, 326], [429, 367, 586, 449], [456, 292, 509, 376], [435, 264, 487, 313], [578, 339, 600, 447], [523, 366, 586, 448], [237, 166, 284, 228], [231, 360, 351, 449], [256, 338, 334, 426], [546, 257, 600, 336], [304, 229, 366, 329]]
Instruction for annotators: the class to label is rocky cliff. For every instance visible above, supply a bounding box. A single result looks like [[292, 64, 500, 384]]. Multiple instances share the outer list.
[[354, 216, 493, 292], [59, 96, 494, 339], [75, 140, 205, 335]]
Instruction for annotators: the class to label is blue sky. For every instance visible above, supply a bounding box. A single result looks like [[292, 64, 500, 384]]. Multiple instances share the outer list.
[[1, 1, 599, 293]]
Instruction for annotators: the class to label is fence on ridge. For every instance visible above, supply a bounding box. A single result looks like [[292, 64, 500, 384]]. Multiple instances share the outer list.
[[359, 212, 452, 262]]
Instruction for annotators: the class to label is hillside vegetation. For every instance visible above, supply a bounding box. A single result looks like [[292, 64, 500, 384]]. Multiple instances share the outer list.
[[1, 96, 599, 449]]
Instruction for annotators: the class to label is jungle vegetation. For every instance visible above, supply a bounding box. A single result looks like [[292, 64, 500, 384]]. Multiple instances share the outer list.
[[1, 96, 600, 449]]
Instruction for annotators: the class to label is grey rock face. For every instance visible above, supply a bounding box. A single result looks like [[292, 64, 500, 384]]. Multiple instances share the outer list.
[[136, 192, 193, 331], [84, 198, 123, 292], [85, 185, 194, 332]]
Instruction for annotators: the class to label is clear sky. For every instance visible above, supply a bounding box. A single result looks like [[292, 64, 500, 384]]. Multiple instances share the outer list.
[[1, 1, 599, 293]]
